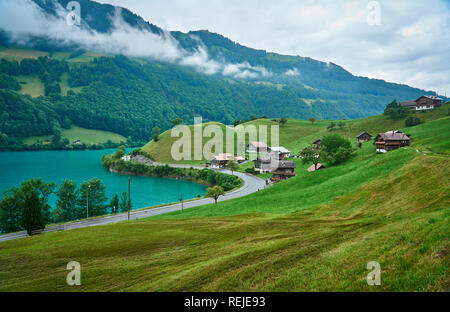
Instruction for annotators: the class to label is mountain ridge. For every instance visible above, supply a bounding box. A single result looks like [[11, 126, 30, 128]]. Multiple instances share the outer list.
[[0, 0, 446, 148]]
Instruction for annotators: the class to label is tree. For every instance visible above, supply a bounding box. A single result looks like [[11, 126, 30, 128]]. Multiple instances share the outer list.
[[152, 126, 160, 142], [279, 118, 288, 126], [300, 146, 323, 170], [327, 122, 336, 131], [0, 189, 22, 234], [338, 121, 346, 129], [119, 192, 128, 213], [54, 180, 78, 223], [321, 134, 356, 165], [309, 117, 316, 125], [172, 117, 182, 126], [21, 191, 45, 235], [114, 148, 125, 160], [206, 186, 225, 205], [17, 179, 55, 225], [77, 178, 108, 218], [226, 160, 239, 175], [51, 129, 62, 145], [405, 116, 422, 127], [384, 100, 409, 120], [110, 194, 119, 214]]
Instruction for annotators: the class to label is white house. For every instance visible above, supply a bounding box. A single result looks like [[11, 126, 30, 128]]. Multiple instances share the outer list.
[[270, 146, 291, 160], [121, 155, 131, 162]]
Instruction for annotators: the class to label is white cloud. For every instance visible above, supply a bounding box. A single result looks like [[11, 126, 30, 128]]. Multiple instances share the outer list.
[[0, 0, 273, 79], [97, 0, 450, 95], [284, 68, 300, 76]]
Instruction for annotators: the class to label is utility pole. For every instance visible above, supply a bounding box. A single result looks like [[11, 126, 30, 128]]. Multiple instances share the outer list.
[[127, 177, 131, 221], [86, 184, 90, 219], [180, 195, 184, 212]]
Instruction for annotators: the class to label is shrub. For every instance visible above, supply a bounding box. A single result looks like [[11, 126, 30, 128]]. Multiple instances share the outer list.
[[405, 116, 422, 127]]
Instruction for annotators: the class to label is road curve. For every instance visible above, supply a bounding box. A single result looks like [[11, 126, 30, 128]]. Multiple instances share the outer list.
[[0, 166, 267, 242]]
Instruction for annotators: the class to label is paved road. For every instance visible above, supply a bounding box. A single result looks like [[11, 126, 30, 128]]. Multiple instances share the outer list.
[[0, 166, 267, 242]]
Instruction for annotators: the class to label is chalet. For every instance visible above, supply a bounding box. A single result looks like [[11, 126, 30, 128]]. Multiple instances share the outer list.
[[313, 139, 321, 150], [247, 141, 269, 153], [73, 140, 81, 144], [356, 131, 372, 143], [401, 95, 443, 111], [307, 163, 325, 172], [374, 131, 411, 153], [210, 153, 232, 169], [271, 160, 296, 182], [270, 146, 291, 160], [209, 153, 245, 169]]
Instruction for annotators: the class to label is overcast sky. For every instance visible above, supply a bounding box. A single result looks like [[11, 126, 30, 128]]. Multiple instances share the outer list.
[[97, 0, 450, 95]]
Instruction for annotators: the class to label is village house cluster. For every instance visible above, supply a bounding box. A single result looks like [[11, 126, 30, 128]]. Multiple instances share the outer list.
[[207, 141, 297, 183]]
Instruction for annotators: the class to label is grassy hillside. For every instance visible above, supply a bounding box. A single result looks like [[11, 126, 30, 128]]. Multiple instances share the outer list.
[[17, 75, 45, 98], [0, 153, 447, 291], [22, 125, 126, 145], [143, 105, 449, 163], [142, 122, 237, 164], [0, 112, 448, 291], [0, 47, 48, 61]]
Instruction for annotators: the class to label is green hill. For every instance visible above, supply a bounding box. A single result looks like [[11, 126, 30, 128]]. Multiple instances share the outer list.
[[0, 112, 448, 291], [142, 122, 236, 164], [143, 105, 449, 163]]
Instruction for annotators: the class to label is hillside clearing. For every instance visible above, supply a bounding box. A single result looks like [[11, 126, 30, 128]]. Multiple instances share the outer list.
[[22, 126, 126, 145]]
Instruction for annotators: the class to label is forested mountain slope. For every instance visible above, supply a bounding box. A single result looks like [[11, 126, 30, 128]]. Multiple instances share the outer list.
[[0, 0, 445, 149]]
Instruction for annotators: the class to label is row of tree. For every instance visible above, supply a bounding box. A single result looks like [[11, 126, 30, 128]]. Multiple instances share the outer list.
[[0, 178, 131, 235]]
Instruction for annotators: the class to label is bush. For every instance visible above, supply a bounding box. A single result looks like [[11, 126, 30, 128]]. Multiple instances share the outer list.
[[405, 116, 422, 127], [321, 134, 355, 165]]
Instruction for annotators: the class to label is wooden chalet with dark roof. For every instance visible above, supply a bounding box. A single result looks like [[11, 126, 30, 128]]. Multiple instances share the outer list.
[[271, 160, 296, 182], [374, 131, 411, 153], [356, 131, 372, 143]]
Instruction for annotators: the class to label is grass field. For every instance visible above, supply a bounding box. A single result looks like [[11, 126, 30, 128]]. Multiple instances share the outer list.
[[142, 122, 238, 164], [22, 126, 126, 145], [0, 111, 448, 292], [0, 152, 447, 291], [0, 47, 48, 61], [17, 75, 45, 98], [60, 72, 83, 96]]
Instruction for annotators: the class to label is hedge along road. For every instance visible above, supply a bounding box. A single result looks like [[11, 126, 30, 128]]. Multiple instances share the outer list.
[[0, 165, 267, 242]]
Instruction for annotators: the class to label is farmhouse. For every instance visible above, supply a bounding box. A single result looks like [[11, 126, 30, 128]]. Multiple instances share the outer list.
[[271, 160, 296, 182], [209, 153, 245, 169], [270, 146, 291, 160], [401, 95, 443, 111], [374, 131, 411, 153], [356, 131, 372, 143], [247, 141, 269, 153], [209, 153, 232, 169], [73, 140, 81, 144]]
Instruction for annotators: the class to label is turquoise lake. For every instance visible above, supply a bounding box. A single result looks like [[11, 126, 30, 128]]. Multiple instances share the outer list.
[[0, 149, 207, 210]]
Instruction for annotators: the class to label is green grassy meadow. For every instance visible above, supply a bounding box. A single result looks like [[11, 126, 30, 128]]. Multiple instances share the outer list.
[[22, 125, 126, 145], [17, 75, 45, 98], [0, 109, 448, 292]]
